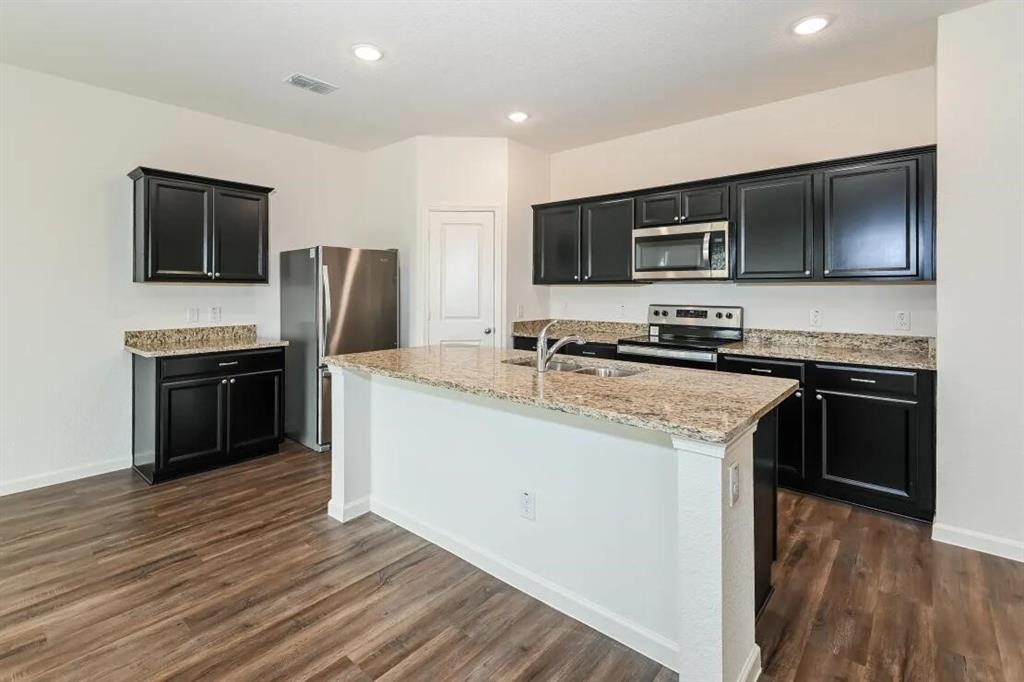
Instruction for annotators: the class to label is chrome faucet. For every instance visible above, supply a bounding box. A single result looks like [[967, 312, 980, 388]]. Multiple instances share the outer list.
[[536, 320, 585, 372]]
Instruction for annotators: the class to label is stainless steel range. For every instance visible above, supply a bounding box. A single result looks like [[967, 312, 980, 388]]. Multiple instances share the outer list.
[[617, 304, 743, 368]]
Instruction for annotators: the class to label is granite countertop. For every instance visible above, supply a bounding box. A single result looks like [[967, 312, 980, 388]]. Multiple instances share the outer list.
[[325, 346, 797, 445], [512, 320, 936, 371], [124, 324, 288, 358]]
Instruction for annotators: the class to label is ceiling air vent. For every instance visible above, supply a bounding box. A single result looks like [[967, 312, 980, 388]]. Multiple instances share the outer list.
[[283, 73, 338, 95]]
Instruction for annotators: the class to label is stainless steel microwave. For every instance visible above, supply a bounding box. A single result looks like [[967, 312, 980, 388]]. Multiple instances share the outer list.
[[632, 221, 730, 280]]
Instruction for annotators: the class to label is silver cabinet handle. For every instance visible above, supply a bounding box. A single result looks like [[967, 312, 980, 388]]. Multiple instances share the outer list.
[[581, 350, 596, 356], [218, 361, 238, 367], [750, 367, 772, 374], [483, 328, 492, 335], [221, 379, 227, 384], [816, 394, 823, 401], [850, 377, 877, 384], [229, 378, 236, 384]]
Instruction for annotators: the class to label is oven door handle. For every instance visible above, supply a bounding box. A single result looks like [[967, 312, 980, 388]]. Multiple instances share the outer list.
[[616, 344, 717, 364]]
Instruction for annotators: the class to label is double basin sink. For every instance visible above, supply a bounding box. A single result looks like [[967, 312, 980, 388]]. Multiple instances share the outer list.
[[503, 357, 644, 378]]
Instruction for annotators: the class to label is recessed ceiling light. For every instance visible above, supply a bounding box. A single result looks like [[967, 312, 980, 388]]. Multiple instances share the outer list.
[[507, 111, 529, 123], [352, 44, 383, 62], [792, 16, 830, 35]]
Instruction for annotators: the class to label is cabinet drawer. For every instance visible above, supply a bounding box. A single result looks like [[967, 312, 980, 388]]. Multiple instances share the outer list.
[[512, 336, 538, 352], [813, 363, 917, 397], [161, 348, 284, 380], [719, 355, 805, 384], [561, 342, 618, 360]]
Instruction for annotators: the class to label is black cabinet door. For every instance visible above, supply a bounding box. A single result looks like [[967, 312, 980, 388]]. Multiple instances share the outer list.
[[159, 376, 226, 472], [214, 188, 268, 282], [147, 178, 213, 281], [533, 205, 581, 284], [227, 370, 283, 454], [777, 390, 806, 489], [635, 191, 681, 227], [810, 388, 926, 517], [735, 173, 814, 279], [681, 186, 728, 223], [822, 159, 918, 278], [581, 198, 633, 282]]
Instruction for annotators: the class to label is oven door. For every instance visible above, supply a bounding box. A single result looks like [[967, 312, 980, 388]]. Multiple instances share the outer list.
[[632, 223, 729, 280]]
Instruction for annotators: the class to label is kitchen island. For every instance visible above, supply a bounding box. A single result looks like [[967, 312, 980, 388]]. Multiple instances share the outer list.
[[325, 346, 796, 681]]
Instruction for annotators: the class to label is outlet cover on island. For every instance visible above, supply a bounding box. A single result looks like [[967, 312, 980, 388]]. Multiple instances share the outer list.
[[894, 311, 911, 331], [809, 309, 823, 328], [208, 306, 222, 323], [519, 491, 536, 521]]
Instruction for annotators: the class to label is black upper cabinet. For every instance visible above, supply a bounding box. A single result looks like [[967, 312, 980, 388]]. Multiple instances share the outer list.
[[635, 186, 728, 227], [214, 188, 268, 282], [581, 198, 633, 282], [130, 167, 273, 284], [146, 178, 213, 281], [735, 174, 814, 280], [822, 158, 920, 279], [534, 205, 581, 283]]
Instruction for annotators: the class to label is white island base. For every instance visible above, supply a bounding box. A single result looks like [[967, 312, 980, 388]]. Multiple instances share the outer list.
[[328, 366, 762, 681]]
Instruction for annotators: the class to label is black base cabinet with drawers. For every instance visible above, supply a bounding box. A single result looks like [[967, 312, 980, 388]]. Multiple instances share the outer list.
[[132, 348, 285, 483], [720, 355, 935, 521]]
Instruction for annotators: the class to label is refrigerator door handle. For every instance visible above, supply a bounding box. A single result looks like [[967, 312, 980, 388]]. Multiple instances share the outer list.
[[321, 264, 332, 359]]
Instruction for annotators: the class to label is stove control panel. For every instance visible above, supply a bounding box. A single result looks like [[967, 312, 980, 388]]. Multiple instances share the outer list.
[[647, 305, 742, 329]]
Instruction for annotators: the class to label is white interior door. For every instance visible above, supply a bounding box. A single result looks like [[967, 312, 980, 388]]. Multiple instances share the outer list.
[[428, 210, 496, 347]]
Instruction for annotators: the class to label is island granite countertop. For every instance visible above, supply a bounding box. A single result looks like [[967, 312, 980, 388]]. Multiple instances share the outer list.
[[326, 346, 797, 445], [124, 324, 288, 358]]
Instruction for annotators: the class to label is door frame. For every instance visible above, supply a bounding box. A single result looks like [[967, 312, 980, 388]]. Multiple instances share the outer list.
[[421, 206, 506, 349]]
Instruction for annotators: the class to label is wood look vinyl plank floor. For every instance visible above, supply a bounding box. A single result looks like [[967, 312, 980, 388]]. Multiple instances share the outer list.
[[1, 443, 1021, 681]]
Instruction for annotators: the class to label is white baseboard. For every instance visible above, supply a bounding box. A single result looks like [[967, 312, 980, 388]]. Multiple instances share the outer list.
[[739, 644, 762, 682], [369, 497, 680, 671], [932, 523, 1024, 562], [327, 495, 370, 522], [0, 458, 128, 497]]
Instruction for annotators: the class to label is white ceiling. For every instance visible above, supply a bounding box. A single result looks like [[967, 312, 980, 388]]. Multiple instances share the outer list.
[[0, 0, 977, 152]]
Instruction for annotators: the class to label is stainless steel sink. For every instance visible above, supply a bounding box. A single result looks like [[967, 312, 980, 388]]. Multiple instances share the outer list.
[[573, 366, 645, 378], [503, 358, 582, 372]]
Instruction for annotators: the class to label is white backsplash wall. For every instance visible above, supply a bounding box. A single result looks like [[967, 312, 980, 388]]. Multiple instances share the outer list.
[[547, 282, 937, 336]]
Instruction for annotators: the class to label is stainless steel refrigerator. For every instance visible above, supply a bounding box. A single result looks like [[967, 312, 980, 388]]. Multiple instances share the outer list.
[[280, 246, 399, 451]]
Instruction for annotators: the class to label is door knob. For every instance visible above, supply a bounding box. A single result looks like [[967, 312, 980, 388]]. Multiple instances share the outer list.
[[483, 328, 492, 335]]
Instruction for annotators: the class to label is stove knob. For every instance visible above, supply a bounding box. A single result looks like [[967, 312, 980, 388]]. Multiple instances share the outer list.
[[726, 312, 734, 319], [716, 312, 723, 319], [653, 310, 661, 317], [661, 310, 669, 316]]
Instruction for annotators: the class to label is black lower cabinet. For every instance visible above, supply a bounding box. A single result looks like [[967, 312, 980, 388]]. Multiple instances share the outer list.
[[133, 348, 284, 483], [752, 407, 778, 617], [511, 336, 619, 361], [807, 364, 934, 520]]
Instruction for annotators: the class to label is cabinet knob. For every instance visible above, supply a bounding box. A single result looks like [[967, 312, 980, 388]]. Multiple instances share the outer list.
[[229, 378, 236, 384], [804, 270, 810, 275], [573, 274, 579, 281], [215, 272, 221, 278], [673, 216, 679, 221], [209, 272, 215, 279], [823, 269, 830, 275], [816, 394, 823, 401], [795, 391, 802, 398], [221, 379, 227, 384]]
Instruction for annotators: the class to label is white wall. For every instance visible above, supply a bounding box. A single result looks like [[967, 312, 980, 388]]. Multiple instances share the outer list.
[[0, 64, 372, 493], [933, 0, 1024, 561], [547, 68, 939, 336], [507, 140, 551, 330]]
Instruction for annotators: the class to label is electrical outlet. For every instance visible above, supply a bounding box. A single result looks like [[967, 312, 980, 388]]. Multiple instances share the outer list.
[[728, 463, 740, 508], [809, 309, 823, 328], [618, 304, 627, 319], [519, 491, 536, 521], [894, 311, 911, 331], [560, 302, 569, 315], [516, 303, 525, 319], [208, 306, 222, 323], [186, 307, 200, 323]]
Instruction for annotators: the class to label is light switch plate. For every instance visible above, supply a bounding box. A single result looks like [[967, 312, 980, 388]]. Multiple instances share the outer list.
[[186, 307, 200, 323], [208, 306, 222, 323]]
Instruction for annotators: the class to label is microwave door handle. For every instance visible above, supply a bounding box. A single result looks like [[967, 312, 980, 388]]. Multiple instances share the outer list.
[[702, 232, 711, 264]]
